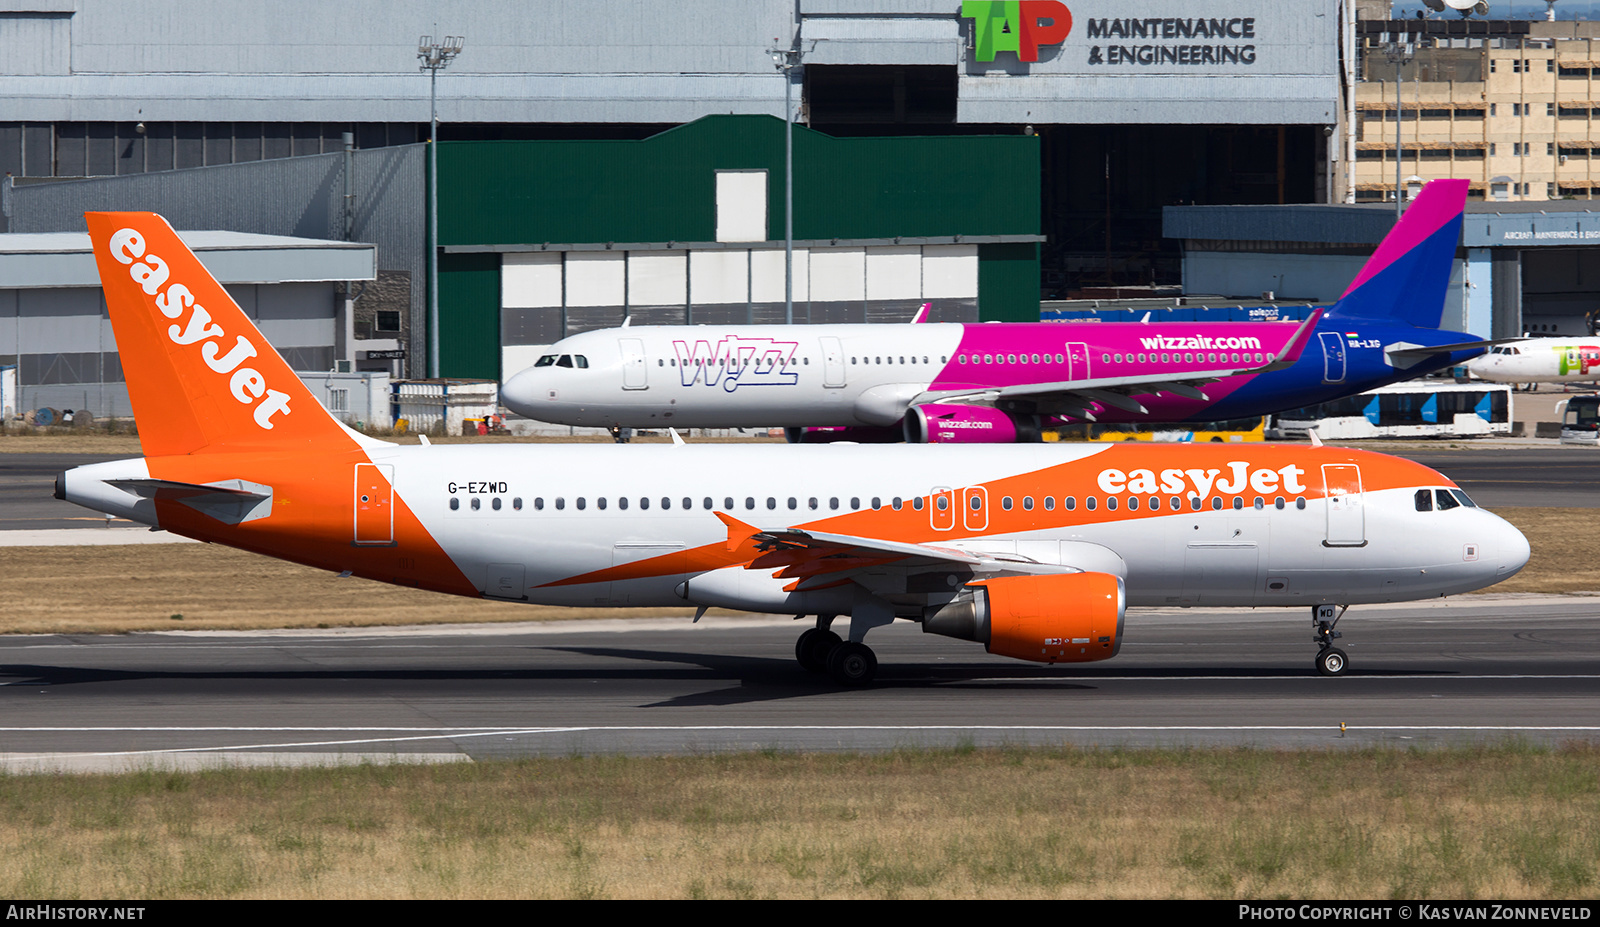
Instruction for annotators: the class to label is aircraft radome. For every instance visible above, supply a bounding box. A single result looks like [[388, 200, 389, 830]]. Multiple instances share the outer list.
[[58, 210, 1529, 685], [502, 179, 1495, 444]]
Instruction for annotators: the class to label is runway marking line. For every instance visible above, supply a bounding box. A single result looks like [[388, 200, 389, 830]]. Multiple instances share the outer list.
[[6, 725, 1600, 761]]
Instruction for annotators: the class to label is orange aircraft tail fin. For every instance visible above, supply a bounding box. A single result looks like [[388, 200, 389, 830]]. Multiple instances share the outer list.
[[86, 212, 360, 457]]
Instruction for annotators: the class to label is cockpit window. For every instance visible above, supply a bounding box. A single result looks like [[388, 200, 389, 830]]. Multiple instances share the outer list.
[[556, 355, 573, 368], [575, 355, 589, 369], [1434, 489, 1461, 511], [1415, 489, 1433, 512], [1451, 489, 1477, 508], [534, 355, 557, 367]]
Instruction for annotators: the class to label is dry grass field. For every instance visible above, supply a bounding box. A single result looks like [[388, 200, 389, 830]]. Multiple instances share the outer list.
[[0, 745, 1596, 899], [0, 508, 1590, 635]]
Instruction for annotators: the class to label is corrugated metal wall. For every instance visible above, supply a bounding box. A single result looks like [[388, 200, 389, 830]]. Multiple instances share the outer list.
[[6, 144, 427, 365]]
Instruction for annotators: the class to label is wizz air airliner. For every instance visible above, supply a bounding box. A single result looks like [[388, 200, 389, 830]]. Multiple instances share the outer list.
[[57, 211, 1529, 684], [502, 179, 1491, 443]]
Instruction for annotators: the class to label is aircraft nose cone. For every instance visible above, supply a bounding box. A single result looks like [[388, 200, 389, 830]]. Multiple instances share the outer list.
[[1498, 518, 1531, 579], [501, 368, 544, 418]]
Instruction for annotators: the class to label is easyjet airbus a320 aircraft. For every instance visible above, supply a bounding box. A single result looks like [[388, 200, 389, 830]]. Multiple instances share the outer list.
[[502, 179, 1488, 443], [58, 212, 1529, 683]]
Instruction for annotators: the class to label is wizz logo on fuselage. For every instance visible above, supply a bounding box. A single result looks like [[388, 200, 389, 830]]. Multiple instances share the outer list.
[[673, 337, 800, 392]]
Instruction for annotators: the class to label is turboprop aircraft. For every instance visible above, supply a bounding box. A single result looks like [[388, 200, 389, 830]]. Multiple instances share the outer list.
[[502, 179, 1491, 443], [57, 211, 1529, 684], [1465, 337, 1600, 385]]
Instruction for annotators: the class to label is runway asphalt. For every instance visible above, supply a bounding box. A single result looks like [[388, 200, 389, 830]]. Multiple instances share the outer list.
[[1, 441, 1595, 769], [1, 594, 1597, 771]]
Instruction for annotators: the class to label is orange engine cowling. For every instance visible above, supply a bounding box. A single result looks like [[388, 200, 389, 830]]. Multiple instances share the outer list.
[[921, 572, 1125, 664]]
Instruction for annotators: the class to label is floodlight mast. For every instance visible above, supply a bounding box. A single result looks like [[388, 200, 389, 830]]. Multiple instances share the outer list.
[[419, 34, 463, 379], [769, 37, 803, 325]]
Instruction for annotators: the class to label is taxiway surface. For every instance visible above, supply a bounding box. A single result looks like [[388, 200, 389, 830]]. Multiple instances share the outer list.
[[2, 595, 1597, 770]]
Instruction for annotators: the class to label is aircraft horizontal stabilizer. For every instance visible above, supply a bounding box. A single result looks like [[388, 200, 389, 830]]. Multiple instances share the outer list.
[[1383, 338, 1513, 368], [106, 477, 273, 525]]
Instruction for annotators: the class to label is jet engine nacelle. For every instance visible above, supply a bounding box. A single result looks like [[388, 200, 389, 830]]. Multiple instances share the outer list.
[[921, 572, 1125, 663], [903, 403, 1040, 444]]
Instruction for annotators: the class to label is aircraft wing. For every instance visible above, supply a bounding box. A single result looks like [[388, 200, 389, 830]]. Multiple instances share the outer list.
[[716, 512, 1074, 592], [957, 308, 1323, 419]]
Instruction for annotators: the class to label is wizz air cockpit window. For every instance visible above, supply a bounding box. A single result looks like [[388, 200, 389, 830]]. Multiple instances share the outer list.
[[534, 355, 557, 367]]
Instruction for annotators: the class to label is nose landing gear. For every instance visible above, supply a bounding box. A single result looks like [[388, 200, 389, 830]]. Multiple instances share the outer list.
[[1312, 604, 1349, 676]]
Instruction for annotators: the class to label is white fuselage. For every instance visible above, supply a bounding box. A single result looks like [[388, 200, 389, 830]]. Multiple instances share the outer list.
[[1467, 339, 1600, 384], [502, 324, 966, 429], [63, 442, 1530, 613]]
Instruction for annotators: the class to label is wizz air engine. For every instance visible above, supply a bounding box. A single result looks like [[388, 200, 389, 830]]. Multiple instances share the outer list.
[[920, 572, 1125, 663], [903, 403, 1040, 444]]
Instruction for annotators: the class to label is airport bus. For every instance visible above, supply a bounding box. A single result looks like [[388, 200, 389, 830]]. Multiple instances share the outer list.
[[1270, 381, 1513, 440], [1560, 393, 1600, 445]]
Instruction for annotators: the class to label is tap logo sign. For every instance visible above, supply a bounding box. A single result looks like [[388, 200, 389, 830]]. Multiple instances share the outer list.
[[962, 1, 1073, 62]]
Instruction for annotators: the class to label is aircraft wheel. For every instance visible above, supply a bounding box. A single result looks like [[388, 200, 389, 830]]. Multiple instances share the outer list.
[[1315, 647, 1349, 677], [795, 628, 841, 673], [826, 641, 878, 686]]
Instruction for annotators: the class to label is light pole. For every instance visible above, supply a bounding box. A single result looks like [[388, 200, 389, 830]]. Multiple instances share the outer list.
[[419, 34, 463, 379], [769, 38, 802, 324], [1383, 41, 1415, 217]]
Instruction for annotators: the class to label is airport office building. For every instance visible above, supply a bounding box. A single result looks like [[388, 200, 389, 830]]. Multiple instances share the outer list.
[[5, 1, 1348, 417]]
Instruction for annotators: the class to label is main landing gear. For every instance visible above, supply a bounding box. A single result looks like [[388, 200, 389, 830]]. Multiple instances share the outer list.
[[794, 610, 886, 686], [1312, 604, 1349, 677]]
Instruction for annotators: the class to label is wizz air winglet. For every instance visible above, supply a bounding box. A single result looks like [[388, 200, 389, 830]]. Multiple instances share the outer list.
[[59, 211, 1528, 684], [501, 179, 1489, 443]]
